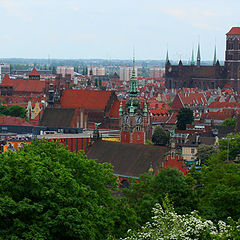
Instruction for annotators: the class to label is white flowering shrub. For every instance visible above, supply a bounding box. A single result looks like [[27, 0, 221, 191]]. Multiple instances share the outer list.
[[122, 203, 240, 240]]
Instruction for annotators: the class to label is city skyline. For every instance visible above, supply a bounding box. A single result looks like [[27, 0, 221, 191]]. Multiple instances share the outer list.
[[0, 0, 239, 60]]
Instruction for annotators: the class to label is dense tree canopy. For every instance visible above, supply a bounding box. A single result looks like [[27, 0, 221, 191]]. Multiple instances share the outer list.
[[176, 108, 194, 130], [0, 140, 136, 239], [0, 105, 27, 120], [222, 118, 236, 127], [196, 144, 219, 165], [123, 168, 196, 225], [152, 127, 170, 146]]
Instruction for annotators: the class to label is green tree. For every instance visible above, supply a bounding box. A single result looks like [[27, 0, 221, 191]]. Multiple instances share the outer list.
[[196, 144, 218, 165], [222, 118, 236, 127], [0, 105, 9, 115], [198, 157, 240, 221], [0, 140, 136, 239], [124, 200, 240, 240], [219, 133, 240, 161], [8, 105, 27, 120], [177, 108, 194, 130], [152, 126, 170, 146], [123, 168, 196, 225]]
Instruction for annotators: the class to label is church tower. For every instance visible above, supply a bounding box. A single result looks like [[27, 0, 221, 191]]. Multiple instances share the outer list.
[[225, 27, 240, 80], [119, 59, 151, 144]]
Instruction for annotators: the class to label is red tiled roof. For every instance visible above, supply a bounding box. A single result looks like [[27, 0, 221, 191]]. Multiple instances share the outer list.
[[1, 77, 46, 93], [179, 92, 208, 106], [60, 89, 113, 110], [226, 27, 240, 35], [209, 102, 240, 108], [29, 68, 40, 76], [205, 111, 233, 120], [0, 116, 33, 126], [109, 100, 126, 118]]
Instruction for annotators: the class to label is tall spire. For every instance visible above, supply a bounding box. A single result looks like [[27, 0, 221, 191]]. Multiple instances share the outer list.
[[191, 48, 195, 65], [165, 50, 169, 64], [213, 45, 217, 65], [129, 53, 139, 98], [197, 42, 201, 67]]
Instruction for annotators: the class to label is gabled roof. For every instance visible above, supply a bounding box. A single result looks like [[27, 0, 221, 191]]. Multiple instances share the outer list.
[[60, 89, 113, 110], [39, 108, 75, 127], [29, 68, 40, 76], [226, 27, 240, 35], [178, 92, 208, 107], [0, 116, 33, 126], [87, 140, 167, 177], [1, 77, 46, 93]]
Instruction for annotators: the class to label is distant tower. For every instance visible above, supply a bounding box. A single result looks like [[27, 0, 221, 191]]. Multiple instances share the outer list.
[[213, 45, 217, 65], [191, 48, 195, 66], [225, 27, 240, 80], [119, 57, 151, 144], [197, 43, 201, 67]]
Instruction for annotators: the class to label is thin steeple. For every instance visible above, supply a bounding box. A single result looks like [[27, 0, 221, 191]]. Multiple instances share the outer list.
[[197, 42, 201, 67], [166, 50, 169, 64], [129, 53, 139, 98], [191, 48, 195, 65], [213, 45, 217, 65]]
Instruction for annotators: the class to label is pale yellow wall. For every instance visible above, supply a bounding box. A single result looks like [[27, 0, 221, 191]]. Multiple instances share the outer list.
[[182, 146, 197, 161]]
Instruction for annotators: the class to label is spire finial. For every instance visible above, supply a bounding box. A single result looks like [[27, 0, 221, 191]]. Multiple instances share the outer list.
[[213, 43, 217, 65], [197, 41, 201, 67], [191, 47, 195, 65], [166, 49, 169, 64]]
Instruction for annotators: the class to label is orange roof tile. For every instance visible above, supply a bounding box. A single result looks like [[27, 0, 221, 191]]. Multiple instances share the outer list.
[[60, 89, 113, 110], [226, 27, 240, 35], [1, 78, 46, 93], [29, 68, 40, 76]]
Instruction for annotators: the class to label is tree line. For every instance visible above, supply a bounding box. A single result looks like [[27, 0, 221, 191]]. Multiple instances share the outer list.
[[0, 135, 239, 239]]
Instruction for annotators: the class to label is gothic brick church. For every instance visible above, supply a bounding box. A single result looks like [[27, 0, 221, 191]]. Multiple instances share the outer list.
[[165, 27, 240, 92]]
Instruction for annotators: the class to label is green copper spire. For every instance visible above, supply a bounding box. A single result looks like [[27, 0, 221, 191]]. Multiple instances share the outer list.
[[129, 56, 139, 98], [129, 100, 135, 117], [119, 100, 123, 116], [191, 48, 195, 65], [197, 42, 201, 67], [213, 45, 217, 65], [143, 102, 147, 117], [166, 50, 169, 64]]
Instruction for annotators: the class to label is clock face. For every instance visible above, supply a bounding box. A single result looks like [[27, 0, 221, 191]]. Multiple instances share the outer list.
[[134, 115, 143, 125], [123, 115, 130, 125]]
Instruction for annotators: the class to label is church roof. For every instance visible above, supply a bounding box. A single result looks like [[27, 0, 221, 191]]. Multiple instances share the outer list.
[[39, 108, 75, 127], [60, 89, 113, 110], [226, 27, 240, 35], [1, 76, 46, 93], [29, 68, 40, 76], [87, 140, 167, 177]]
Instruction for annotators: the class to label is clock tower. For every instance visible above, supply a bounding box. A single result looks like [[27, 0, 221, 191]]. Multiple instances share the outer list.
[[119, 60, 151, 144]]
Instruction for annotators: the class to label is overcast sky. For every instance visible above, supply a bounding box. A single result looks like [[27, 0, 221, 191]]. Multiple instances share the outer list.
[[0, 0, 239, 60]]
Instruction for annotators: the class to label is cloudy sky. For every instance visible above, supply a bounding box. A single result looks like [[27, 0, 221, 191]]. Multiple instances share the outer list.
[[0, 0, 239, 60]]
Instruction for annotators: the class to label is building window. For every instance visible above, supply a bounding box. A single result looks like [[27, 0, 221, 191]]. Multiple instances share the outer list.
[[191, 148, 195, 154], [137, 134, 140, 140], [228, 55, 233, 60], [228, 42, 234, 49]]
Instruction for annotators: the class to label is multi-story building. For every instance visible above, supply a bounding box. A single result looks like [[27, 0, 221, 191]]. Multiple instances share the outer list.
[[150, 67, 164, 78], [88, 66, 105, 76], [120, 67, 138, 81], [57, 66, 74, 78], [0, 63, 10, 82]]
